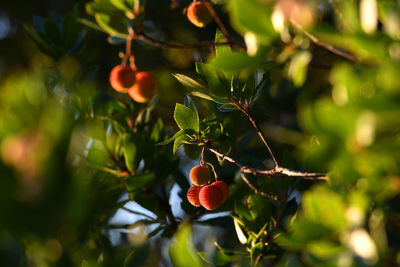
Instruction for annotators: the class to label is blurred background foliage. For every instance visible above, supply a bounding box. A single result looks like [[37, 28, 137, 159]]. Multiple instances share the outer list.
[[0, 0, 399, 266]]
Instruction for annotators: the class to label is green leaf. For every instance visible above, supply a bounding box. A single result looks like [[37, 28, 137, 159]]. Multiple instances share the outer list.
[[173, 134, 186, 154], [228, 0, 277, 44], [189, 91, 230, 104], [215, 29, 231, 58], [307, 240, 345, 259], [156, 129, 194, 146], [85, 139, 109, 166], [184, 94, 199, 115], [275, 233, 305, 250], [209, 51, 263, 73], [94, 13, 129, 38], [234, 201, 253, 221], [123, 141, 136, 173], [111, 0, 130, 11], [24, 24, 52, 55], [287, 51, 312, 87], [248, 194, 271, 222], [174, 103, 199, 132], [233, 217, 247, 244], [290, 219, 332, 241], [250, 242, 263, 265], [123, 251, 135, 267], [195, 62, 231, 97], [173, 74, 207, 91], [302, 186, 347, 231], [169, 223, 204, 267], [86, 0, 119, 15], [198, 250, 236, 266], [77, 18, 107, 33]]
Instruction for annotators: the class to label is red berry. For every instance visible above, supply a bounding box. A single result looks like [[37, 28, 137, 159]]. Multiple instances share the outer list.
[[186, 1, 213, 28], [213, 181, 229, 203], [109, 65, 136, 93], [128, 72, 156, 103], [189, 165, 211, 186], [199, 183, 223, 210], [187, 185, 202, 207]]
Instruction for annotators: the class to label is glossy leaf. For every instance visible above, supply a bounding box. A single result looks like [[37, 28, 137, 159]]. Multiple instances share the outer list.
[[169, 223, 204, 267], [174, 103, 199, 132]]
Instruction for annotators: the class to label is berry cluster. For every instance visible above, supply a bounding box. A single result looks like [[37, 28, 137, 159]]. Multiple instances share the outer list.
[[186, 165, 229, 210], [109, 65, 156, 103]]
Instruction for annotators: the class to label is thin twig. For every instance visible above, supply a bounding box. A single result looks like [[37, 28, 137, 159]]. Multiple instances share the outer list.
[[234, 102, 279, 168], [240, 172, 278, 200], [121, 206, 156, 221], [119, 207, 169, 228], [290, 19, 359, 62], [133, 30, 245, 49], [203, 0, 228, 39], [206, 146, 327, 180], [203, 0, 244, 50]]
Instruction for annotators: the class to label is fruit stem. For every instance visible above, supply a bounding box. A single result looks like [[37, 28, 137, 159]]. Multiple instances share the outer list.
[[205, 161, 218, 181], [200, 145, 206, 166], [122, 28, 137, 71]]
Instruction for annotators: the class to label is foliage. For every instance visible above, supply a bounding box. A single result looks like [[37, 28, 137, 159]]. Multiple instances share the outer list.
[[0, 0, 399, 266]]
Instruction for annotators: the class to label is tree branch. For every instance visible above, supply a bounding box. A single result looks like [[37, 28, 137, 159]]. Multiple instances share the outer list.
[[203, 0, 244, 50], [290, 19, 359, 62], [133, 30, 245, 50], [206, 146, 327, 180], [234, 102, 279, 168], [203, 0, 228, 38], [240, 172, 278, 200]]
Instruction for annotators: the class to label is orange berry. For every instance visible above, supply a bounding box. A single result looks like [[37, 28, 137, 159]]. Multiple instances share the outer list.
[[199, 183, 223, 210], [187, 185, 202, 207], [109, 65, 136, 93], [213, 181, 229, 203], [128, 72, 156, 103], [186, 1, 213, 28], [189, 165, 211, 186]]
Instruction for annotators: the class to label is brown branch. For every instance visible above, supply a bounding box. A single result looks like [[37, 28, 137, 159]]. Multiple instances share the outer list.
[[203, 0, 244, 50], [234, 102, 279, 168], [240, 172, 278, 200], [206, 146, 327, 180], [203, 0, 228, 39], [290, 19, 359, 62], [133, 30, 244, 50]]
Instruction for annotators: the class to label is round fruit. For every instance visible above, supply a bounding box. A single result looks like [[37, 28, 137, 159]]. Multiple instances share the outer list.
[[199, 183, 223, 210], [187, 185, 202, 207], [128, 72, 156, 103], [189, 165, 211, 186], [186, 1, 213, 28], [213, 181, 229, 203], [109, 65, 136, 93]]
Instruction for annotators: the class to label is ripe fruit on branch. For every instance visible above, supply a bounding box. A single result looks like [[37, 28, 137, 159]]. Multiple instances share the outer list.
[[214, 181, 229, 203], [109, 65, 136, 93], [199, 183, 223, 210], [186, 1, 213, 28], [189, 165, 211, 186], [128, 72, 156, 103], [187, 185, 202, 207]]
